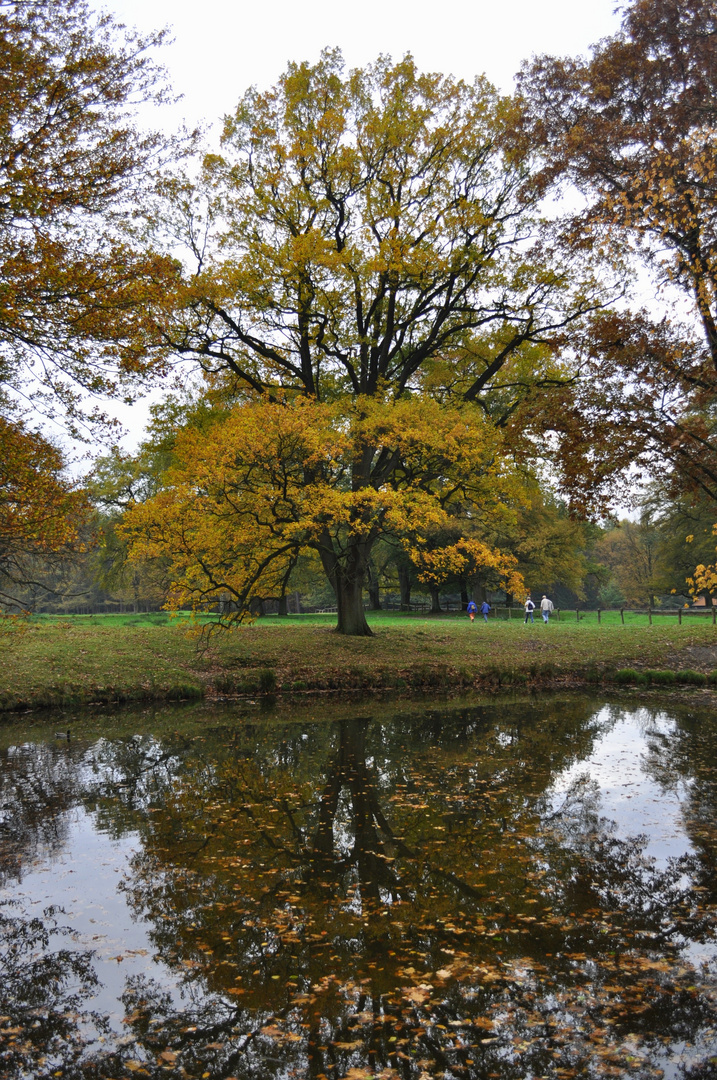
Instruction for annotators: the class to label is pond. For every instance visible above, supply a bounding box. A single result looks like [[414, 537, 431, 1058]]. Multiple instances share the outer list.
[[1, 693, 717, 1080]]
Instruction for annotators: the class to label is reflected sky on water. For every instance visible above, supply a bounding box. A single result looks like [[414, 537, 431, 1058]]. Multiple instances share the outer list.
[[2, 693, 717, 1080]]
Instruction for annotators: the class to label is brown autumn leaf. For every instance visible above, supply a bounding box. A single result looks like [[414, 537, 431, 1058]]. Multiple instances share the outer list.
[[260, 1026, 302, 1043]]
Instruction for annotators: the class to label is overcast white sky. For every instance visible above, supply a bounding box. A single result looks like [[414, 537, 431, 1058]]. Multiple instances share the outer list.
[[108, 0, 623, 137]]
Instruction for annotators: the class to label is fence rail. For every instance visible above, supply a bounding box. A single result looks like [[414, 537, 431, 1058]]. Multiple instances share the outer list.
[[487, 605, 717, 625], [305, 604, 717, 624]]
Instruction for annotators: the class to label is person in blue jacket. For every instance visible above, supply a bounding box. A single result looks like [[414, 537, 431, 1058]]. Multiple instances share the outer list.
[[467, 599, 477, 622], [480, 600, 491, 622]]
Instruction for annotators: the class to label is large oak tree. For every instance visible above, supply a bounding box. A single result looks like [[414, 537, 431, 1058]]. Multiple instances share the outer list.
[[131, 51, 608, 634]]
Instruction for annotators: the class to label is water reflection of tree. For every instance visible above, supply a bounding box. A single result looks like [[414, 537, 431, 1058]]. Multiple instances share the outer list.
[[0, 902, 107, 1079], [309, 717, 413, 904], [0, 733, 194, 886], [105, 703, 717, 1080], [3, 702, 717, 1078], [0, 742, 78, 886], [632, 703, 717, 906]]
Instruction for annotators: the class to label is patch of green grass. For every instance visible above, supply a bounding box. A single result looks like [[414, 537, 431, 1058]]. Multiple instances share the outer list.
[[0, 609, 715, 712]]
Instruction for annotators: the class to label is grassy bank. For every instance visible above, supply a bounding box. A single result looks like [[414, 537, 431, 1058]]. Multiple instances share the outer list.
[[1, 610, 717, 713]]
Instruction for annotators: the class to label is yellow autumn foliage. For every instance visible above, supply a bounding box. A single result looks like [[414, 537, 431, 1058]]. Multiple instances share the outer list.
[[687, 523, 717, 599], [123, 394, 523, 624]]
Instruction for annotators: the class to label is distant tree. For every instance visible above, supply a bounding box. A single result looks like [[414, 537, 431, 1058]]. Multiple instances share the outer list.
[[0, 418, 87, 608], [494, 489, 590, 598], [687, 531, 717, 601], [595, 516, 663, 608], [639, 485, 717, 603]]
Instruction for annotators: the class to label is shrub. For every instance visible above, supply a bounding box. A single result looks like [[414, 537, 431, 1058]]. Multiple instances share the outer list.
[[677, 669, 708, 686], [214, 674, 236, 694], [614, 668, 639, 684], [166, 683, 204, 701], [645, 669, 677, 685], [258, 668, 277, 693], [584, 663, 600, 685]]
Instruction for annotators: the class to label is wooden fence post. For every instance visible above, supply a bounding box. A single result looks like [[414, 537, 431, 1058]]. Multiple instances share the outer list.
[[678, 607, 682, 625], [713, 605, 716, 626], [648, 607, 652, 625], [620, 608, 625, 625], [556, 608, 560, 621], [597, 607, 601, 624]]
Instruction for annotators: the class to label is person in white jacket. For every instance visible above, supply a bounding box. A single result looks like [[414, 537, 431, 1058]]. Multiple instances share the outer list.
[[540, 595, 554, 623]]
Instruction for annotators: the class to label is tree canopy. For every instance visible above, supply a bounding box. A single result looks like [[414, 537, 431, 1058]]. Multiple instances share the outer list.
[[0, 0, 179, 425], [516, 0, 717, 509], [125, 50, 609, 633], [0, 0, 181, 607]]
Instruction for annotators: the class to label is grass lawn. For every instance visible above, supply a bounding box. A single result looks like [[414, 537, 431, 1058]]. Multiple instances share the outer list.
[[1, 608, 716, 712]]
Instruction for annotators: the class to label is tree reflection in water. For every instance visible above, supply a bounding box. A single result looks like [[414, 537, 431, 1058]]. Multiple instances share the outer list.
[[1, 699, 717, 1079], [0, 903, 105, 1077]]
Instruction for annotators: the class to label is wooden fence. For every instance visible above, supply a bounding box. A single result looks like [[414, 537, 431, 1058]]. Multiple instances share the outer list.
[[307, 604, 716, 624], [488, 605, 717, 625]]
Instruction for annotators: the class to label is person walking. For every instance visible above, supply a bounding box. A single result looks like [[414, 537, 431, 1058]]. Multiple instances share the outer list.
[[524, 596, 535, 624], [540, 595, 554, 623], [480, 600, 491, 623], [467, 599, 477, 622]]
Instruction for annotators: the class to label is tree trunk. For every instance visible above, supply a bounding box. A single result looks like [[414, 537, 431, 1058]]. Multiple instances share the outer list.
[[367, 560, 382, 611], [429, 585, 441, 613], [277, 559, 295, 616], [398, 563, 412, 611], [473, 580, 488, 603], [316, 530, 373, 636], [335, 570, 371, 634], [460, 581, 469, 611]]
